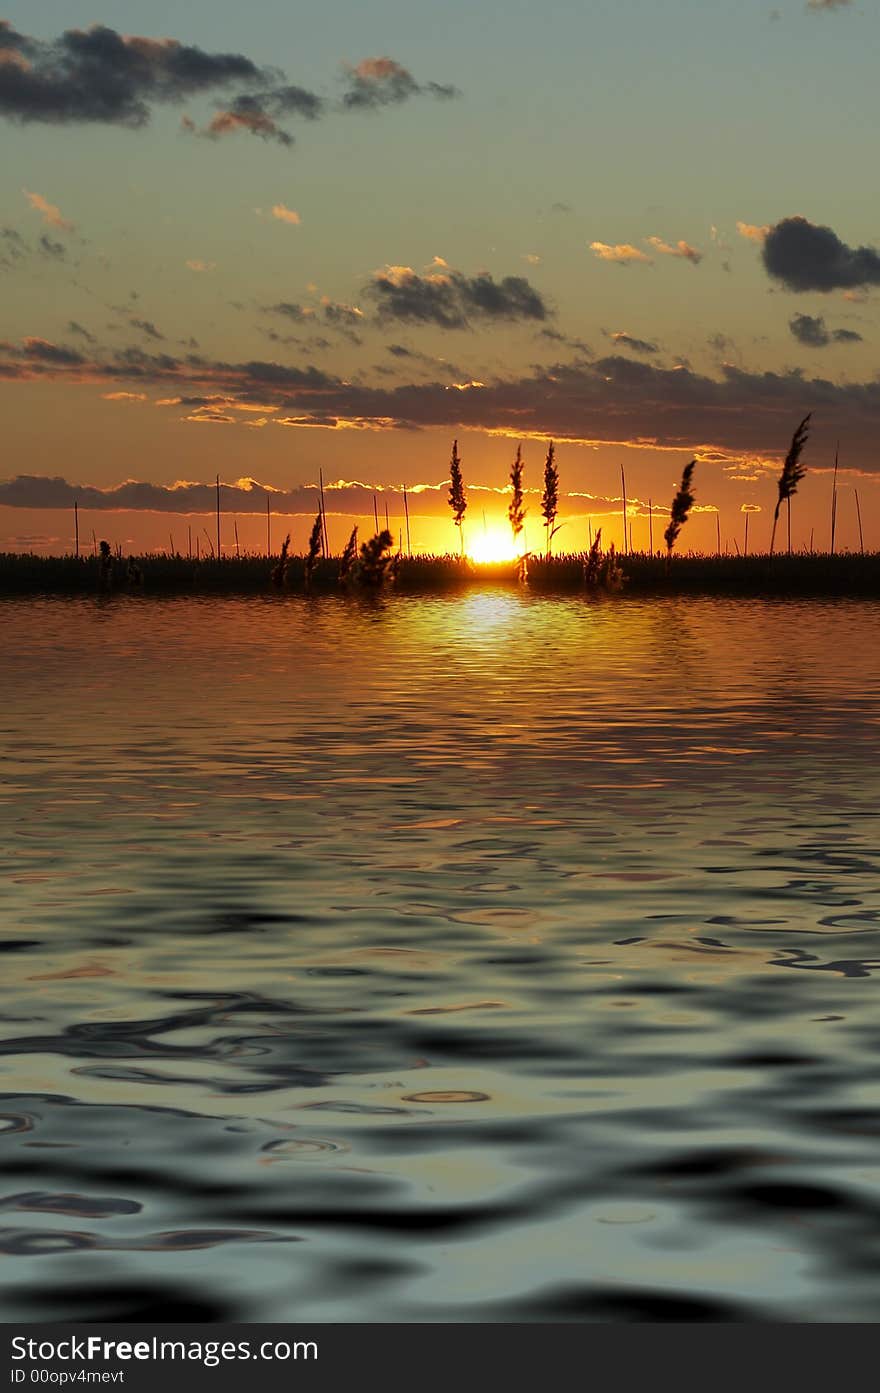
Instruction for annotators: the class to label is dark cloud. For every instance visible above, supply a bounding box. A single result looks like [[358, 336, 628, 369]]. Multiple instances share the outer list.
[[38, 234, 66, 260], [538, 329, 591, 356], [607, 330, 659, 355], [385, 344, 464, 377], [341, 57, 458, 110], [68, 321, 96, 342], [367, 265, 549, 328], [0, 23, 454, 147], [789, 313, 864, 347], [130, 318, 164, 341], [0, 21, 269, 126], [9, 331, 880, 467], [17, 336, 85, 366], [264, 300, 363, 340], [763, 216, 880, 293]]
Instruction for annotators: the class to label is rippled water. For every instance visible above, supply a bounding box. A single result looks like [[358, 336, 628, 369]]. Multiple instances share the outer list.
[[2, 592, 880, 1322]]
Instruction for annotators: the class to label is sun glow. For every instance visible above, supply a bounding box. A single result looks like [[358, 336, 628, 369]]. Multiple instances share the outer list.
[[467, 524, 521, 565]]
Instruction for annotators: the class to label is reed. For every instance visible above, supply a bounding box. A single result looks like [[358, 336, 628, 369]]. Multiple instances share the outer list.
[[770, 414, 810, 557], [303, 513, 323, 590], [338, 525, 359, 584], [271, 533, 291, 588], [664, 460, 697, 565], [447, 439, 467, 555], [509, 444, 526, 551], [541, 441, 560, 559]]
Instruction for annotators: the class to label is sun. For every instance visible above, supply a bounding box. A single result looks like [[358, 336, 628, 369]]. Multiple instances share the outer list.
[[467, 525, 521, 565]]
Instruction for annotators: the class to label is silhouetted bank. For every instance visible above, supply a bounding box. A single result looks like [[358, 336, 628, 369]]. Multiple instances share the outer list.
[[1, 550, 879, 597]]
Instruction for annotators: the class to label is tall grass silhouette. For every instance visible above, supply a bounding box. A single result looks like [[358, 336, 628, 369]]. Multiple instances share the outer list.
[[448, 439, 467, 555], [541, 441, 560, 559], [664, 460, 697, 566], [770, 414, 810, 557]]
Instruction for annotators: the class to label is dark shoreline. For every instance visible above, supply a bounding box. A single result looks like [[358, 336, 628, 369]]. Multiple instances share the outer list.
[[2, 551, 880, 598]]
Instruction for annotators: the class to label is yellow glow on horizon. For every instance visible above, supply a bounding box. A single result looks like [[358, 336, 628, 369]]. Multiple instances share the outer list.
[[467, 523, 521, 565]]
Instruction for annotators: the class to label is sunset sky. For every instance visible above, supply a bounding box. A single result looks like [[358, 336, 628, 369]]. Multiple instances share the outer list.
[[2, 0, 880, 555]]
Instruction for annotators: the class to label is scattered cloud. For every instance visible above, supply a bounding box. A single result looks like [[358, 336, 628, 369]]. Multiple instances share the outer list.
[[590, 242, 652, 265], [341, 57, 458, 109], [22, 189, 74, 231], [366, 264, 550, 328], [645, 236, 702, 264], [129, 318, 164, 341], [607, 331, 659, 355], [202, 107, 292, 146], [0, 23, 457, 150], [538, 328, 592, 357], [789, 312, 863, 347], [271, 204, 301, 225], [762, 216, 880, 292], [737, 221, 770, 244]]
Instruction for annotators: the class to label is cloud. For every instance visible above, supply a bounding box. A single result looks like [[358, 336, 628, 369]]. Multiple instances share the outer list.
[[102, 390, 147, 402], [0, 24, 455, 147], [366, 264, 550, 328], [265, 302, 316, 323], [203, 107, 292, 146], [789, 313, 863, 347], [9, 330, 880, 467], [130, 318, 164, 341], [590, 242, 652, 265], [0, 21, 272, 126], [68, 321, 96, 342], [271, 204, 301, 225], [18, 336, 85, 366], [608, 331, 659, 354], [762, 216, 880, 292], [645, 236, 702, 265], [538, 328, 592, 357], [185, 259, 215, 272], [22, 188, 74, 231], [341, 57, 458, 109], [736, 221, 770, 244], [38, 234, 66, 260], [321, 298, 364, 327], [806, 0, 852, 10]]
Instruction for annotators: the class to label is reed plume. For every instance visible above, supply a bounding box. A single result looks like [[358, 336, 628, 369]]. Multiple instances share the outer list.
[[664, 460, 697, 563], [271, 533, 291, 588], [508, 444, 526, 549], [584, 528, 603, 588], [770, 413, 810, 557], [339, 525, 359, 583], [304, 513, 323, 590], [447, 439, 467, 554], [541, 441, 560, 559]]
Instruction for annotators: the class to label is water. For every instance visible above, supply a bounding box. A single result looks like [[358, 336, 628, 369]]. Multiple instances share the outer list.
[[2, 592, 880, 1322]]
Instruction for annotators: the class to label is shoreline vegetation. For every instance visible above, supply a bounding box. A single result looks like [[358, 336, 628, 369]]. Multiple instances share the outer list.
[[3, 420, 874, 598], [2, 547, 880, 598]]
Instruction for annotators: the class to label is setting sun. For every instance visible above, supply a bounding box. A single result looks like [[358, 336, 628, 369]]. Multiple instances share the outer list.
[[467, 524, 521, 565]]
